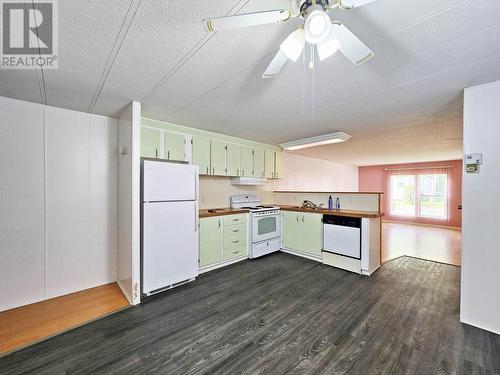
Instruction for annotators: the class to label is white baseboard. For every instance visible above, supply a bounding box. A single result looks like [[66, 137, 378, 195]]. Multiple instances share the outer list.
[[117, 279, 133, 306]]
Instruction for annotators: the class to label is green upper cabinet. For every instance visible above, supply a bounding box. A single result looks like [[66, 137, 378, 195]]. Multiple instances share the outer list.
[[210, 139, 226, 176], [282, 211, 301, 250], [192, 135, 211, 175], [275, 150, 284, 179], [164, 131, 186, 161], [141, 127, 161, 159], [226, 143, 240, 177], [240, 146, 253, 177], [199, 217, 223, 267], [264, 149, 275, 178], [299, 213, 323, 256], [253, 148, 265, 178]]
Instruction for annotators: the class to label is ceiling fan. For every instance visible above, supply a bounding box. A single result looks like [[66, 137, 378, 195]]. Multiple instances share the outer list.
[[203, 0, 376, 78]]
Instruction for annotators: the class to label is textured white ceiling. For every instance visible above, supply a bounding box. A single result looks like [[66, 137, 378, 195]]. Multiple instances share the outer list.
[[1, 0, 499, 165]]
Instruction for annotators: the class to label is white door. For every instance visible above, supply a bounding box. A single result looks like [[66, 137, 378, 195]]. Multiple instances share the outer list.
[[143, 160, 198, 202], [323, 224, 361, 259], [143, 201, 199, 294]]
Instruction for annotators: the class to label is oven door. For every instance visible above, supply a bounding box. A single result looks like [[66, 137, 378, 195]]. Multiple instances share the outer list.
[[252, 213, 281, 243]]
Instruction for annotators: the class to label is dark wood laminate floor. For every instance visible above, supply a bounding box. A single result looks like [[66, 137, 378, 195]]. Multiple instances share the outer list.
[[1, 253, 499, 374]]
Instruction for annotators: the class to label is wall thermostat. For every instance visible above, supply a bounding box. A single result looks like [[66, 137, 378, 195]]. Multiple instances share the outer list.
[[465, 153, 482, 173]]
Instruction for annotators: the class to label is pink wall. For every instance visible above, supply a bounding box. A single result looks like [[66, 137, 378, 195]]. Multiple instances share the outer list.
[[359, 160, 462, 228]]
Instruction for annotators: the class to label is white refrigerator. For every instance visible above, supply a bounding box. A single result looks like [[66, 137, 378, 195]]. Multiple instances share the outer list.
[[141, 160, 199, 297]]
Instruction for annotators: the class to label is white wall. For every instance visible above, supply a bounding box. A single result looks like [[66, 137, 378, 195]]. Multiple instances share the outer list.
[[273, 152, 359, 192], [461, 80, 500, 334], [0, 96, 118, 311], [117, 102, 141, 305]]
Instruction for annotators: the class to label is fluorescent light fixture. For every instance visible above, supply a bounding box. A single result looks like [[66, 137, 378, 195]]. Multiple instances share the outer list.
[[280, 28, 305, 61], [279, 132, 351, 150]]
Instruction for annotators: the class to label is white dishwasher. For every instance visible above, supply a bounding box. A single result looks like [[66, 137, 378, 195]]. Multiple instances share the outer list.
[[323, 215, 362, 273]]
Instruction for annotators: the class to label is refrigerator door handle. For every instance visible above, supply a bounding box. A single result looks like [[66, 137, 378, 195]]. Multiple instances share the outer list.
[[194, 202, 198, 232], [194, 170, 198, 200]]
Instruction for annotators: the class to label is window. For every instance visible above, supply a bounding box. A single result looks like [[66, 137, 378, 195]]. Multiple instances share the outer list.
[[418, 174, 447, 219], [390, 175, 415, 216], [390, 173, 448, 220]]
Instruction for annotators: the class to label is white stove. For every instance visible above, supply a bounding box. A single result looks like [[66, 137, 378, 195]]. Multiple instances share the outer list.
[[230, 194, 281, 258]]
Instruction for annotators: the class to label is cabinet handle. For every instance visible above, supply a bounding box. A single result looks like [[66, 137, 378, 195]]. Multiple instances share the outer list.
[[237, 169, 239, 176], [242, 169, 244, 176], [155, 149, 158, 158], [296, 214, 299, 222], [218, 219, 221, 228], [302, 215, 304, 223], [212, 167, 215, 175], [167, 150, 170, 160], [232, 218, 239, 222], [232, 240, 239, 244], [232, 250, 239, 254], [206, 166, 209, 174], [232, 229, 239, 233]]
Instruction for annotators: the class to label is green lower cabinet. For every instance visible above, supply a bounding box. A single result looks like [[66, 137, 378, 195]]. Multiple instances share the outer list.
[[299, 213, 323, 256], [192, 135, 211, 175], [282, 211, 301, 250], [164, 131, 186, 161], [282, 211, 323, 256], [199, 217, 222, 267], [223, 245, 247, 260], [141, 127, 161, 159]]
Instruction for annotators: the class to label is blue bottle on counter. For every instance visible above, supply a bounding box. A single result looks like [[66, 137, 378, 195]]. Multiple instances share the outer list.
[[328, 195, 333, 210], [336, 197, 341, 210]]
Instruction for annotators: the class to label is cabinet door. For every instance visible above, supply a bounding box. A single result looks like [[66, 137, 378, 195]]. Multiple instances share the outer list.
[[192, 135, 211, 175], [253, 148, 265, 178], [264, 149, 275, 178], [199, 217, 222, 267], [275, 150, 284, 179], [210, 139, 226, 176], [141, 127, 161, 159], [282, 211, 301, 250], [226, 143, 240, 176], [300, 213, 323, 256], [240, 146, 253, 177], [164, 131, 186, 161]]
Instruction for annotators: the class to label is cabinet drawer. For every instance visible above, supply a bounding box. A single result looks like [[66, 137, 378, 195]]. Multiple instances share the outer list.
[[223, 245, 247, 260], [223, 214, 247, 226], [224, 223, 246, 238], [223, 234, 247, 249]]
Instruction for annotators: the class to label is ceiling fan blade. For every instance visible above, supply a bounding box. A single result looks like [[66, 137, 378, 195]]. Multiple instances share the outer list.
[[203, 9, 292, 32], [262, 49, 289, 79], [338, 0, 377, 9], [331, 23, 374, 65]]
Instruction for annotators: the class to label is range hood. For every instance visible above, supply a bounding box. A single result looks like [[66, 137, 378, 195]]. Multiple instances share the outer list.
[[231, 177, 268, 186]]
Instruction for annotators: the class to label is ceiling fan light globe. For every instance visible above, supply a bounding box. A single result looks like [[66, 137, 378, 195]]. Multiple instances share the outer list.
[[279, 28, 305, 62], [305, 10, 331, 44], [317, 33, 341, 61]]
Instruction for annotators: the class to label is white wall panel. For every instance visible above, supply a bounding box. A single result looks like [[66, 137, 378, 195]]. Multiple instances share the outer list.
[[45, 107, 118, 298], [117, 101, 141, 305], [461, 80, 500, 335], [0, 97, 46, 311]]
